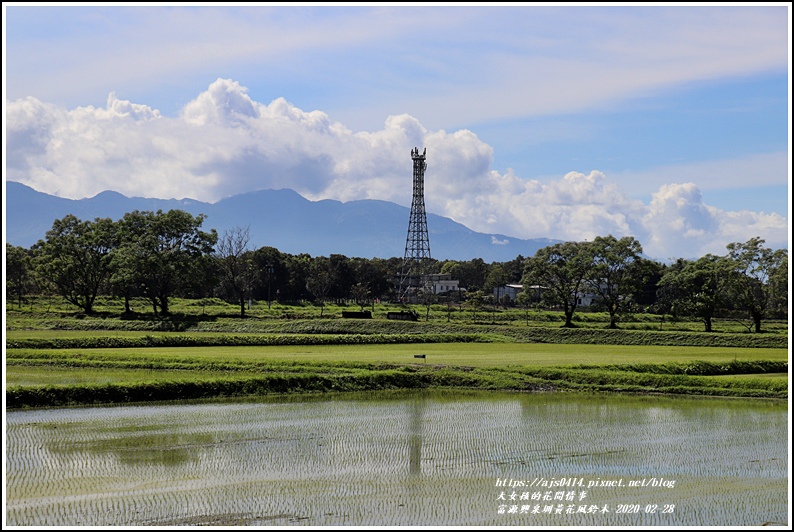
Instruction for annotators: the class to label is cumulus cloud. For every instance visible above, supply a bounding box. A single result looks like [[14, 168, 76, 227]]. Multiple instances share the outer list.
[[5, 79, 788, 260], [641, 183, 789, 259]]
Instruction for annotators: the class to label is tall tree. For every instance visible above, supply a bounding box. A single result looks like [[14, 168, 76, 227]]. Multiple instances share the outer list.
[[440, 258, 488, 291], [108, 211, 149, 313], [724, 237, 787, 333], [484, 264, 510, 302], [634, 257, 666, 310], [464, 290, 486, 322], [501, 255, 526, 284], [767, 253, 788, 319], [657, 255, 731, 332], [364, 257, 395, 301], [327, 254, 355, 301], [6, 244, 35, 308], [214, 225, 256, 316], [251, 246, 289, 304], [586, 235, 644, 329], [281, 252, 311, 302], [522, 241, 592, 328], [350, 282, 371, 312], [306, 257, 333, 317], [116, 210, 217, 316], [33, 215, 116, 314]]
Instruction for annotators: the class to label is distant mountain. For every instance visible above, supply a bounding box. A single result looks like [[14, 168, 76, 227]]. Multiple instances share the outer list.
[[4, 181, 560, 262]]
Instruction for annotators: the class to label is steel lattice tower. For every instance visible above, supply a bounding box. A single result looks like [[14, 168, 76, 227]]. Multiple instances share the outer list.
[[399, 147, 430, 299]]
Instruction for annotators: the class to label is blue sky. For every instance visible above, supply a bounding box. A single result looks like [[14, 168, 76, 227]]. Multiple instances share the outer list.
[[3, 3, 790, 260]]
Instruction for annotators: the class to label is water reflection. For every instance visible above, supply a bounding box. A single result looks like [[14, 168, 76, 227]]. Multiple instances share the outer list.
[[408, 393, 425, 476], [5, 391, 788, 527]]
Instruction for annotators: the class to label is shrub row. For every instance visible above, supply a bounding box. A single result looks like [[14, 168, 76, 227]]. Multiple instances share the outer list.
[[576, 360, 788, 376], [518, 367, 788, 395], [7, 324, 786, 350], [5, 369, 490, 408], [5, 354, 393, 374], [8, 307, 787, 348], [504, 327, 787, 348], [7, 359, 786, 409], [6, 333, 488, 350], [556, 382, 785, 399], [225, 320, 788, 348]]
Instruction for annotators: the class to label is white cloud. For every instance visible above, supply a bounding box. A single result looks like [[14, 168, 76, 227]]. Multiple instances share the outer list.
[[181, 79, 259, 125], [5, 79, 788, 260]]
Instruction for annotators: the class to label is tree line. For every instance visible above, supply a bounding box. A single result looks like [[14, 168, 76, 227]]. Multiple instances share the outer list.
[[519, 236, 787, 332], [5, 209, 788, 332]]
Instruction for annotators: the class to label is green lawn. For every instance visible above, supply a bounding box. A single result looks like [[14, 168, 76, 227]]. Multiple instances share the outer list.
[[7, 342, 789, 367], [7, 342, 788, 389]]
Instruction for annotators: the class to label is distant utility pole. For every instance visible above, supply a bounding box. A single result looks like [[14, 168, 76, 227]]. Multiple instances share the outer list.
[[399, 147, 431, 300]]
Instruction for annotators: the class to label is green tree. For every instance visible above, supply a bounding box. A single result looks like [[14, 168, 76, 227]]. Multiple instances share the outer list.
[[419, 277, 439, 320], [324, 254, 353, 301], [440, 258, 488, 291], [464, 290, 486, 323], [515, 285, 543, 326], [251, 246, 289, 304], [767, 253, 788, 318], [484, 293, 498, 323], [108, 210, 148, 313], [33, 215, 116, 314], [306, 257, 333, 317], [350, 257, 391, 302], [634, 257, 666, 311], [214, 225, 256, 316], [501, 255, 526, 285], [724, 237, 787, 333], [484, 264, 509, 303], [351, 282, 371, 312], [281, 252, 311, 302], [586, 235, 644, 329], [657, 255, 731, 332], [522, 241, 592, 328], [115, 210, 217, 316], [6, 244, 35, 308]]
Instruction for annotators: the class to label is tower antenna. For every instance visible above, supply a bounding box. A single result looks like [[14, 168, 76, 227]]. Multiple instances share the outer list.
[[399, 147, 431, 300]]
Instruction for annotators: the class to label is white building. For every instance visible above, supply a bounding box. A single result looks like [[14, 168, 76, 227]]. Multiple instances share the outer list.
[[576, 292, 599, 307], [423, 273, 461, 294]]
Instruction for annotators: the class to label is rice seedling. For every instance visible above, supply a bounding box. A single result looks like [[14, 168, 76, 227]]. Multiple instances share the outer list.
[[5, 390, 787, 527]]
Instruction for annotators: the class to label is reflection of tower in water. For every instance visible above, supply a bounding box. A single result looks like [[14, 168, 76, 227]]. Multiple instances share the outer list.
[[409, 394, 425, 476], [403, 393, 427, 523]]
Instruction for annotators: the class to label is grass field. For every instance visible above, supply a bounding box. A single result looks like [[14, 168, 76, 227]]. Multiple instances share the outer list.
[[7, 341, 788, 407], [7, 342, 788, 369], [5, 297, 789, 408]]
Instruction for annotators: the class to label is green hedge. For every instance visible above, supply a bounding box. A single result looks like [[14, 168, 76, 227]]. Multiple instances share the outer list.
[[6, 333, 488, 350], [5, 370, 488, 408], [7, 326, 786, 350], [573, 360, 788, 375], [7, 358, 786, 408], [504, 327, 787, 348]]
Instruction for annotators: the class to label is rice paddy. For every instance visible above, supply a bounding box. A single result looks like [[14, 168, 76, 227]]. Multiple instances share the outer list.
[[5, 390, 788, 527], [5, 302, 789, 526]]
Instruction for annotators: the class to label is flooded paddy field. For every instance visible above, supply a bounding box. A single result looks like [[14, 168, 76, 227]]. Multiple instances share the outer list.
[[5, 390, 788, 527]]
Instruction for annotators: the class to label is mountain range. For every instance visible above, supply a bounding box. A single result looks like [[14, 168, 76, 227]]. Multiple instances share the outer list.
[[4, 181, 559, 262]]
